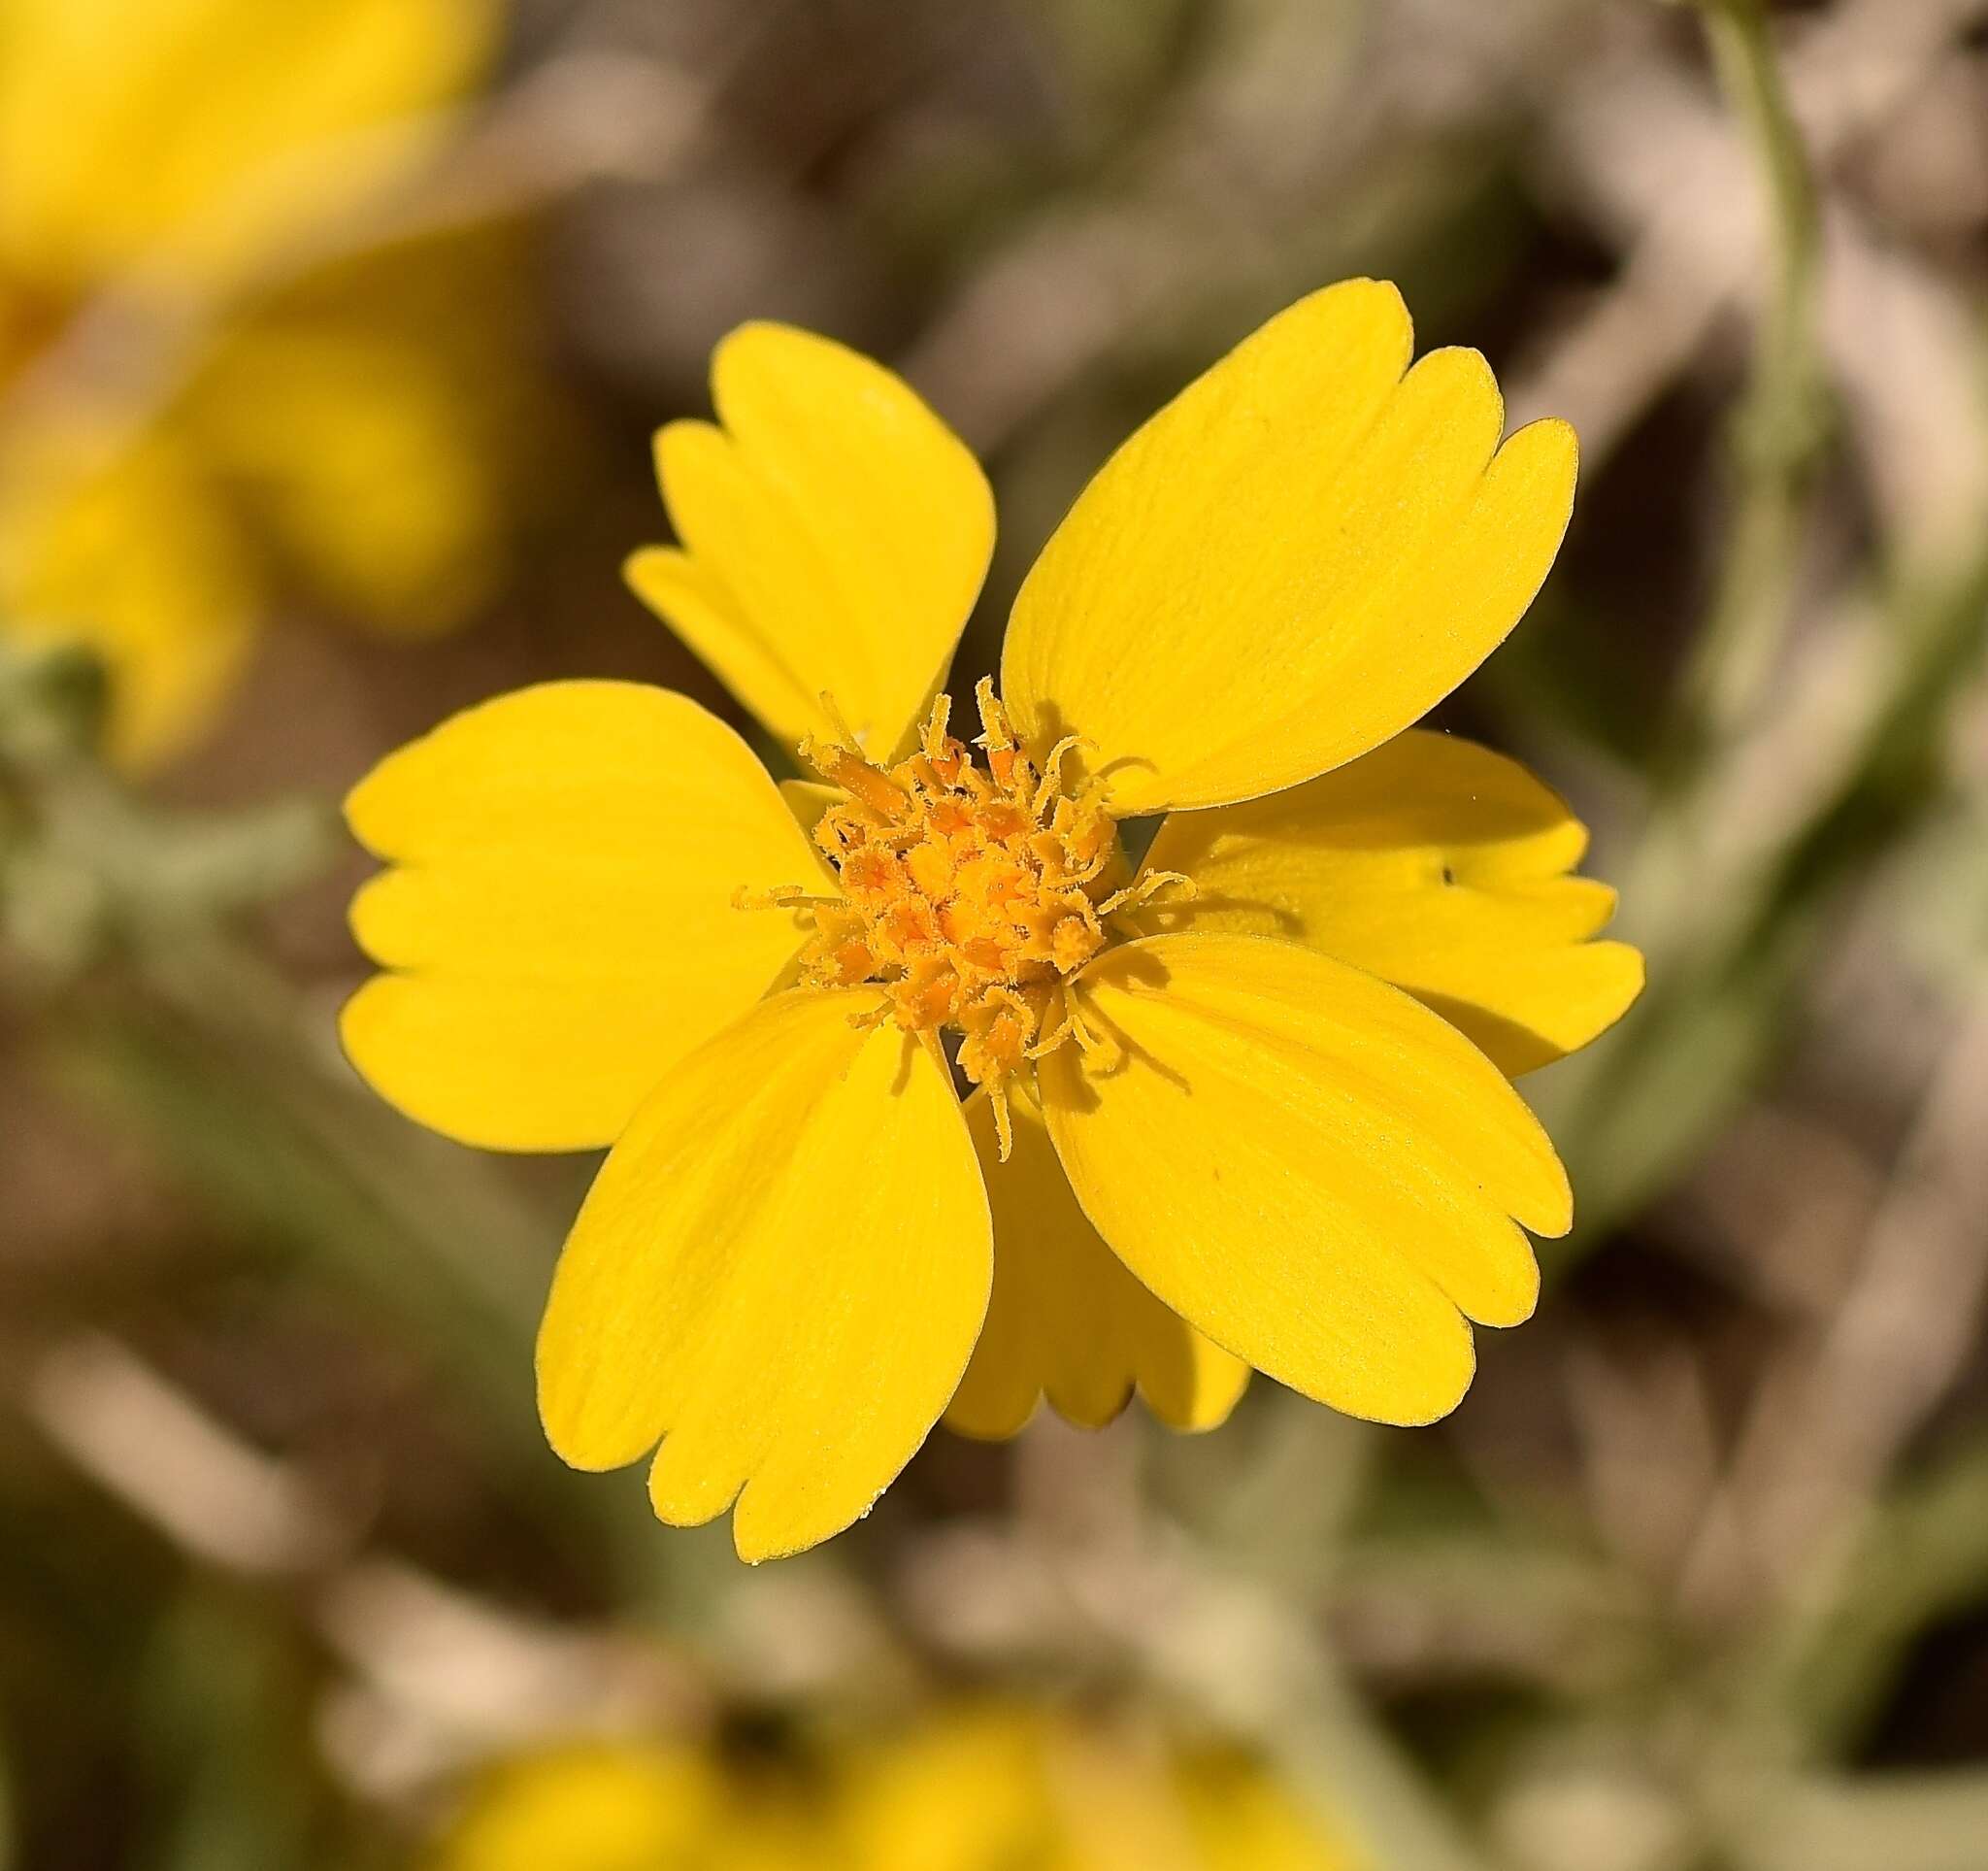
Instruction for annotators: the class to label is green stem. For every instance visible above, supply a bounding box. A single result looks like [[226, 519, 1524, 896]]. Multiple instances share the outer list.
[[1669, 0, 1827, 774], [1538, 2, 1878, 1242]]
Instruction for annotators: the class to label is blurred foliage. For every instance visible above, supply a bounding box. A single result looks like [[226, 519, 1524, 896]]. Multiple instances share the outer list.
[[6, 1, 1988, 1868]]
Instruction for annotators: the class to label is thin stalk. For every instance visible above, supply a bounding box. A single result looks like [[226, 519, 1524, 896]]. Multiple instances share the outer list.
[[1539, 0, 1869, 1241], [1668, 0, 1828, 777]]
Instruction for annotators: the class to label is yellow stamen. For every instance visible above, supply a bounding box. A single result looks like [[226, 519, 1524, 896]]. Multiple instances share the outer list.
[[1028, 987, 1077, 1060], [1030, 733, 1092, 819], [1066, 1000, 1123, 1073], [1098, 869, 1196, 918], [816, 690, 861, 750], [918, 691, 954, 766], [986, 1077, 1014, 1162], [973, 675, 1011, 752], [802, 738, 910, 819], [732, 884, 843, 912], [774, 685, 1125, 1115]]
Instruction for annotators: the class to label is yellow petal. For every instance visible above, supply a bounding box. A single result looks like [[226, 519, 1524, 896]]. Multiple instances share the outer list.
[[842, 1709, 1052, 1871], [629, 322, 994, 759], [536, 989, 991, 1561], [1039, 934, 1568, 1424], [0, 0, 491, 291], [1001, 280, 1576, 814], [436, 1745, 723, 1871], [945, 1087, 1247, 1438], [1176, 1750, 1362, 1871], [778, 777, 844, 836], [1143, 730, 1644, 1075], [343, 682, 828, 1153], [0, 426, 260, 767]]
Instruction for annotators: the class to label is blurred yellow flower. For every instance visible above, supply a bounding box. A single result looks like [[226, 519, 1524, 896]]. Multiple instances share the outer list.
[[433, 1744, 722, 1871], [343, 283, 1644, 1559], [429, 1710, 1361, 1871], [0, 0, 512, 764]]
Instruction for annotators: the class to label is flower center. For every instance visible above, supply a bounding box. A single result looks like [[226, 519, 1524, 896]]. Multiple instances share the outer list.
[[750, 679, 1184, 1155]]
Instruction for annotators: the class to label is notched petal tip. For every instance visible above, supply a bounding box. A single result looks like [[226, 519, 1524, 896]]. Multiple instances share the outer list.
[[1497, 413, 1580, 541], [337, 681, 828, 1153], [1516, 412, 1581, 474], [342, 747, 414, 857], [642, 322, 993, 759], [534, 990, 991, 1562], [344, 867, 399, 964], [537, 1354, 652, 1477], [1141, 729, 1633, 1082], [1612, 939, 1647, 1003], [1002, 281, 1582, 815], [1517, 1144, 1574, 1243], [1297, 275, 1414, 352], [1553, 937, 1646, 1065], [1409, 343, 1506, 436], [1363, 1326, 1477, 1429], [1039, 934, 1559, 1423], [709, 317, 858, 396], [621, 541, 668, 585], [1468, 1229, 1542, 1330], [942, 1392, 1041, 1444], [729, 1471, 896, 1565]]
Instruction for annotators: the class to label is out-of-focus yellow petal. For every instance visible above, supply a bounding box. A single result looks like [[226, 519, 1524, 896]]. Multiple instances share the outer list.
[[630, 322, 993, 758], [1039, 934, 1568, 1424], [0, 0, 491, 291], [1143, 730, 1644, 1075], [536, 988, 991, 1561], [433, 1744, 722, 1871], [342, 682, 827, 1153], [1175, 1750, 1363, 1871], [188, 223, 564, 640], [842, 1708, 1052, 1871], [1053, 1729, 1221, 1871], [946, 1086, 1246, 1438], [192, 322, 502, 629], [0, 428, 259, 766], [1001, 281, 1576, 814]]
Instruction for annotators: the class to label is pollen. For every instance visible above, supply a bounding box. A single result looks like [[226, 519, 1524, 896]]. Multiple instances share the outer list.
[[773, 680, 1137, 1154]]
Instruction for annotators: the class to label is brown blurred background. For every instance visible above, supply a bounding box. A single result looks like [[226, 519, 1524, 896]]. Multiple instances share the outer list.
[[5, 2, 1988, 1867]]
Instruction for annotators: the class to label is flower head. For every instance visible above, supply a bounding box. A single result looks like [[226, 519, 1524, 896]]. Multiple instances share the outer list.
[[779, 678, 1159, 1153], [343, 282, 1644, 1559]]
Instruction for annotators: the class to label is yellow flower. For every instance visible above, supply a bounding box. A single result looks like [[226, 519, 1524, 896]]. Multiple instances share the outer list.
[[343, 282, 1643, 1559], [429, 1709, 1362, 1871], [431, 1744, 724, 1871], [0, 0, 503, 764]]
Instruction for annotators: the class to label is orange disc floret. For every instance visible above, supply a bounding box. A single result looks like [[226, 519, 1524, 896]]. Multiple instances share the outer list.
[[785, 680, 1132, 1149]]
